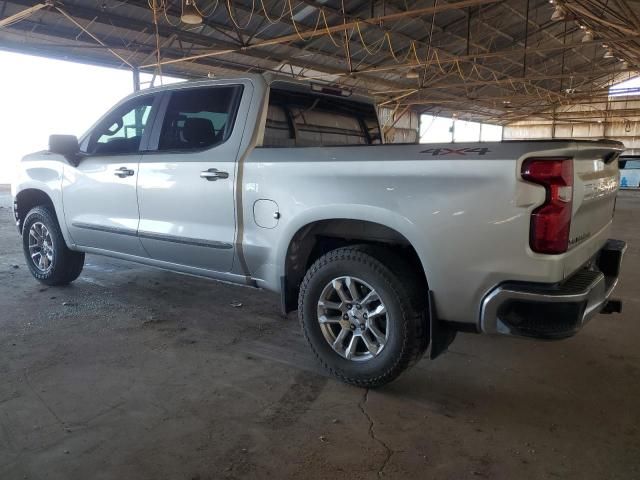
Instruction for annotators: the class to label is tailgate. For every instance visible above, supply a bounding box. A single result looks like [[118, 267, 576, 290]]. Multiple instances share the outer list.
[[570, 141, 624, 250]]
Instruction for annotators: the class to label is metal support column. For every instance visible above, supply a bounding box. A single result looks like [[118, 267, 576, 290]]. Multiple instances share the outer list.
[[132, 67, 140, 92]]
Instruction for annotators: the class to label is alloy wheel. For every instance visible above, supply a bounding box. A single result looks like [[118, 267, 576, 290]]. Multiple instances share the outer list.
[[28, 222, 54, 273], [317, 276, 389, 362]]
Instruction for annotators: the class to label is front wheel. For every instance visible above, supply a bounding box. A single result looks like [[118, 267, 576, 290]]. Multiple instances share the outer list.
[[298, 246, 428, 388], [22, 206, 85, 286]]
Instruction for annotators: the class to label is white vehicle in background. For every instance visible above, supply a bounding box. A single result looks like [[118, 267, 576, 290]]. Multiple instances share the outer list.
[[620, 156, 640, 189], [11, 74, 626, 387]]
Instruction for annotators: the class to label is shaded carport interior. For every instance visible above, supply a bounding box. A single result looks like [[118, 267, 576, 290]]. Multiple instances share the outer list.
[[0, 0, 639, 145], [1, 2, 640, 480]]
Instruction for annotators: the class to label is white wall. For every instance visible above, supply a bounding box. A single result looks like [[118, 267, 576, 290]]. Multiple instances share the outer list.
[[378, 107, 420, 143], [419, 115, 503, 143], [503, 89, 640, 154]]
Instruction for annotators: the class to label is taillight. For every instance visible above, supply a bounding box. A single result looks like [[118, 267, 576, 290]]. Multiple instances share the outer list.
[[522, 158, 573, 254]]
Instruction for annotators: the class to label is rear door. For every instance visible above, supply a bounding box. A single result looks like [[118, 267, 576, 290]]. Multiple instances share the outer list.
[[136, 82, 249, 272], [63, 94, 158, 256]]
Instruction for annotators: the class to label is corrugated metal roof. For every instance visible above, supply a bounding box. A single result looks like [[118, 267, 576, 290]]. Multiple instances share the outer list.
[[0, 0, 638, 123]]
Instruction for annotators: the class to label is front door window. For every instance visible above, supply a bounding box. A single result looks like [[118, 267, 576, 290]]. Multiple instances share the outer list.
[[85, 96, 155, 155]]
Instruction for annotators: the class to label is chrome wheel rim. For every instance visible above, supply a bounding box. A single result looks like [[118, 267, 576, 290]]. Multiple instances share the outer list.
[[28, 222, 54, 273], [317, 276, 389, 362]]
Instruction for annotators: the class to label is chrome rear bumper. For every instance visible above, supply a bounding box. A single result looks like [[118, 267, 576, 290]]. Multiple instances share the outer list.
[[480, 239, 626, 339]]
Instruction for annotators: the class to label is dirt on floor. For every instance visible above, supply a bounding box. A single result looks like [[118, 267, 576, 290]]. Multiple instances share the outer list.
[[0, 185, 638, 480]]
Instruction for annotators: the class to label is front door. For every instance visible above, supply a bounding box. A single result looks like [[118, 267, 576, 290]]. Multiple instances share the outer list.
[[63, 94, 158, 256], [136, 83, 248, 272]]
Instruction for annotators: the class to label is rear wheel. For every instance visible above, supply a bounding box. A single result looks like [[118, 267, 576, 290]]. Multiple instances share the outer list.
[[298, 246, 428, 388], [22, 206, 84, 286]]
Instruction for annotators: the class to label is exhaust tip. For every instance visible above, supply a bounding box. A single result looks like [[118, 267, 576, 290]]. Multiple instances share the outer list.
[[601, 299, 622, 314]]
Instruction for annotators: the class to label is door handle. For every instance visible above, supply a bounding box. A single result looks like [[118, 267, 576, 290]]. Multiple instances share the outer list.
[[200, 168, 229, 181], [114, 166, 135, 178]]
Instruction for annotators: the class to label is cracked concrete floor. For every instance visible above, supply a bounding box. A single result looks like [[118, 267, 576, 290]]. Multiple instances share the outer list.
[[0, 186, 639, 480]]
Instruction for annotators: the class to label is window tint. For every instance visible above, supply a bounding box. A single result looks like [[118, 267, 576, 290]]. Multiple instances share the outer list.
[[87, 95, 154, 155], [263, 88, 381, 147], [158, 85, 243, 151]]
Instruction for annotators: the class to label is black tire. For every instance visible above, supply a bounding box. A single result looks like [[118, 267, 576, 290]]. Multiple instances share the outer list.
[[298, 245, 428, 388], [22, 206, 85, 286]]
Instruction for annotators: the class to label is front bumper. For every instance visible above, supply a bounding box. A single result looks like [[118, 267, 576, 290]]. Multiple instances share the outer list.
[[480, 239, 626, 339]]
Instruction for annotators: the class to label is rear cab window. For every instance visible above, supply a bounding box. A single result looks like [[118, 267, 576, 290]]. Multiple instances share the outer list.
[[263, 86, 382, 148]]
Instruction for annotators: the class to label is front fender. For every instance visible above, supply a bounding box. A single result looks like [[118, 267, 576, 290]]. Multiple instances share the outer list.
[[12, 152, 72, 245]]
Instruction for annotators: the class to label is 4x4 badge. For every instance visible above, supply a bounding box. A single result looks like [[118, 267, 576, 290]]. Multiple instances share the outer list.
[[420, 147, 491, 156]]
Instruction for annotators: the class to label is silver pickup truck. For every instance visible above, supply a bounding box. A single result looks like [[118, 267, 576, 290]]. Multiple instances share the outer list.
[[12, 74, 626, 387]]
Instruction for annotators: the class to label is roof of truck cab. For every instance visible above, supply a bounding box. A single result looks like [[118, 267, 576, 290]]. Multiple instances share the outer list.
[[124, 72, 375, 106], [128, 73, 266, 95]]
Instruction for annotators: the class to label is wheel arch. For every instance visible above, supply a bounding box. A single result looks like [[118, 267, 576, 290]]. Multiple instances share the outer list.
[[280, 217, 429, 314], [14, 188, 57, 233]]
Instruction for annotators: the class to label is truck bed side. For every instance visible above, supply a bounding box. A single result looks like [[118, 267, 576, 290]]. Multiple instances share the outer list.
[[241, 140, 622, 327]]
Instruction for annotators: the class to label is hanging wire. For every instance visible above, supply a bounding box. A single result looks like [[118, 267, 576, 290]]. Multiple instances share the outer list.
[[158, 0, 181, 26], [147, 0, 164, 82], [258, 0, 288, 24], [144, 0, 475, 84], [286, 0, 324, 43], [194, 0, 220, 17], [227, 0, 255, 29], [140, 0, 580, 107], [354, 21, 386, 55], [320, 9, 343, 48]]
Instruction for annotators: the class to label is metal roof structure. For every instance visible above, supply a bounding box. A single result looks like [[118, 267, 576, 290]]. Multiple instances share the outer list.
[[0, 0, 639, 124]]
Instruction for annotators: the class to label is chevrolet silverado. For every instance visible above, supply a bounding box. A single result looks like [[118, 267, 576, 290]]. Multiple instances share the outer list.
[[12, 74, 626, 387]]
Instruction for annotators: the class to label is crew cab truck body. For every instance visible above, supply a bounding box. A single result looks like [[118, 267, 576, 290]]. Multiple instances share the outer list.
[[12, 74, 626, 386]]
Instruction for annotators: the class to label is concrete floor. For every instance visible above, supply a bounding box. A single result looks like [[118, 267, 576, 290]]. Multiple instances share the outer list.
[[0, 186, 639, 480]]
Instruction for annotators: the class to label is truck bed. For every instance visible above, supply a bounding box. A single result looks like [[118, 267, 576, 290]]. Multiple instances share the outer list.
[[243, 138, 624, 326]]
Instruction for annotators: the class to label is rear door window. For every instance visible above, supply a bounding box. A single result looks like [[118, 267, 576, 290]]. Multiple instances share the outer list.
[[158, 85, 243, 152]]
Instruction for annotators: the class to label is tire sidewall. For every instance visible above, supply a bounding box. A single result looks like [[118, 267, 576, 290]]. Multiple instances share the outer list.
[[301, 256, 411, 380], [22, 208, 65, 283]]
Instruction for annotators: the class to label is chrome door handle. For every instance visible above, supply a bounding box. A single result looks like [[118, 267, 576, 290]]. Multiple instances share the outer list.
[[200, 168, 229, 181], [114, 166, 135, 178]]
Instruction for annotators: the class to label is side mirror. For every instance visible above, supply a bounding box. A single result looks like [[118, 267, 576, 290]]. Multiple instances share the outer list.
[[49, 134, 80, 166]]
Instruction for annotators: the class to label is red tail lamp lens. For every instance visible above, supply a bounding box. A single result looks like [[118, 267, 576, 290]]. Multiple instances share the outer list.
[[522, 158, 573, 254]]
